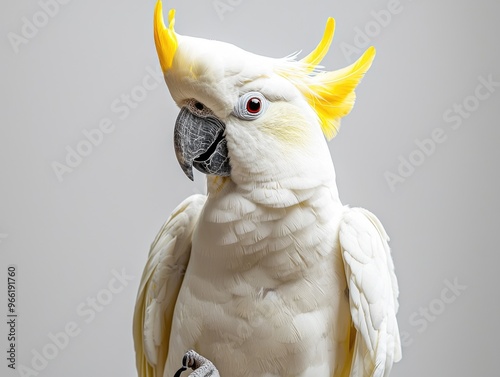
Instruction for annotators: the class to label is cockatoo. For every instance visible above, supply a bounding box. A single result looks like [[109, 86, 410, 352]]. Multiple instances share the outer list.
[[134, 1, 402, 377]]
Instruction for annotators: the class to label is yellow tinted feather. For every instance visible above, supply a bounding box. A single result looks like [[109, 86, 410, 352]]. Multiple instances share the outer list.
[[305, 46, 376, 140], [301, 18, 335, 71], [154, 0, 178, 72]]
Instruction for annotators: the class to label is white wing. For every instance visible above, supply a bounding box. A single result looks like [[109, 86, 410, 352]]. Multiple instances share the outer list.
[[339, 207, 402, 377], [133, 194, 207, 377]]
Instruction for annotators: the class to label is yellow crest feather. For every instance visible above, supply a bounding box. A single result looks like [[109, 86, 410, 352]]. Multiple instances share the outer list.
[[301, 18, 335, 72], [304, 46, 376, 140], [154, 0, 178, 72], [275, 19, 376, 141]]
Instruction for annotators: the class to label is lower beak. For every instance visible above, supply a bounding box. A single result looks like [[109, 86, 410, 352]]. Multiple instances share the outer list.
[[173, 107, 231, 180]]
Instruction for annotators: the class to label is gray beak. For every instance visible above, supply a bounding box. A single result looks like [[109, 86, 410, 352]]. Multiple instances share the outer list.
[[174, 107, 231, 180]]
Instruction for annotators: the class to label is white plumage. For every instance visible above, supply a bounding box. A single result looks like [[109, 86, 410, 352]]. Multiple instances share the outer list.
[[134, 2, 401, 377]]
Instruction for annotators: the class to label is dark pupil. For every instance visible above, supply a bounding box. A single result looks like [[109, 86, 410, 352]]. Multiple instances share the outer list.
[[195, 102, 204, 111], [247, 98, 261, 113]]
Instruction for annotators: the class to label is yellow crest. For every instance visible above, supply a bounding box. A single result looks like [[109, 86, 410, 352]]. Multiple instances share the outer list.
[[154, 0, 178, 72], [277, 20, 376, 140], [301, 18, 335, 72]]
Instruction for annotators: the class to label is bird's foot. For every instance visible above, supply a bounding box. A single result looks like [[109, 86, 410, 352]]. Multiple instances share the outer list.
[[174, 350, 220, 377]]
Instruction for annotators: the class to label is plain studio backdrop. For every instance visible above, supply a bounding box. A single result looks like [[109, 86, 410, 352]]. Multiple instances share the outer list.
[[1, 0, 499, 376]]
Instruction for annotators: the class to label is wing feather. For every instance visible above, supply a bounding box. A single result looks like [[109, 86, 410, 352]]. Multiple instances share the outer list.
[[339, 207, 401, 377], [133, 194, 207, 377]]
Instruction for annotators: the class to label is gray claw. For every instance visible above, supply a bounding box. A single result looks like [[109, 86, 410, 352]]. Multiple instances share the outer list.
[[174, 350, 220, 377]]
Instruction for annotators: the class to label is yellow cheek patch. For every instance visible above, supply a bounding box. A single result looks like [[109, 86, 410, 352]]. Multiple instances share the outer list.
[[258, 103, 311, 148]]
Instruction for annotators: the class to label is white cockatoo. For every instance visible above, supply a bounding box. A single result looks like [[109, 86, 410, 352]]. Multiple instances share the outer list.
[[133, 1, 402, 377]]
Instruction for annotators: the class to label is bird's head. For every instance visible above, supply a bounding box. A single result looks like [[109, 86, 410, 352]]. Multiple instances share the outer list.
[[154, 0, 375, 189]]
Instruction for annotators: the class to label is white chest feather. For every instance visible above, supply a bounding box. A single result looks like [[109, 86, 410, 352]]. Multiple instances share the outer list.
[[165, 184, 351, 377]]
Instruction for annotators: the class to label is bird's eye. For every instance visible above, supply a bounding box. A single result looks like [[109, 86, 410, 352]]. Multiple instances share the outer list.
[[246, 97, 262, 114], [233, 92, 268, 120]]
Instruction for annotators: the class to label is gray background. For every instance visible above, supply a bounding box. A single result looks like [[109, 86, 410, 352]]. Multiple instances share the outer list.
[[1, 0, 499, 376]]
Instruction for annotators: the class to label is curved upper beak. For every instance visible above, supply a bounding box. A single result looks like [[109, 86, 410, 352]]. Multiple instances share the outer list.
[[173, 107, 231, 180]]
